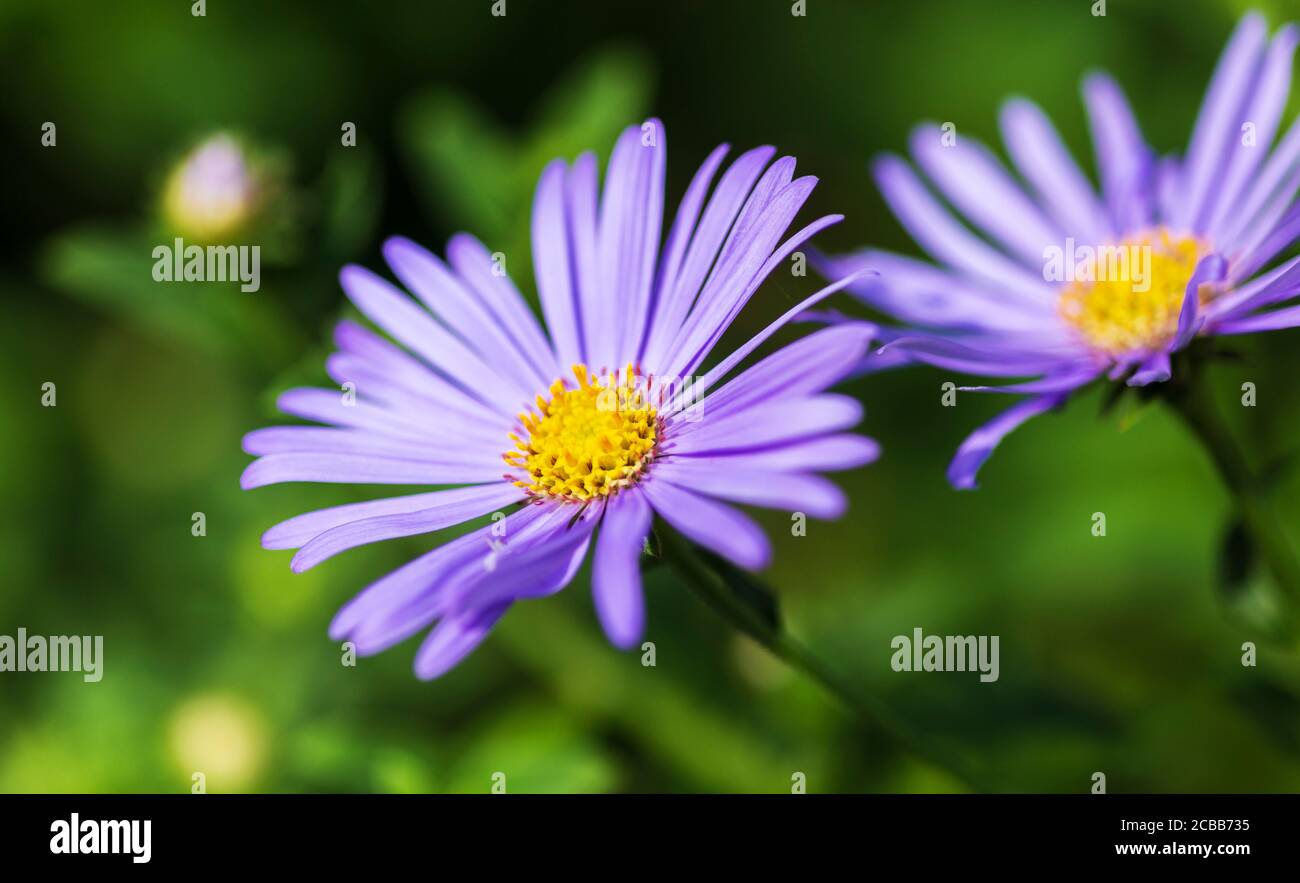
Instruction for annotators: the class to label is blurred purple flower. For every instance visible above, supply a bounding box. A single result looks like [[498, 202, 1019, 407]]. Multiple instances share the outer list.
[[242, 120, 877, 679], [828, 12, 1300, 488]]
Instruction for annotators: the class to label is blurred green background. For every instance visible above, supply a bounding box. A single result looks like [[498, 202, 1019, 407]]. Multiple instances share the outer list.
[[4, 0, 1300, 793]]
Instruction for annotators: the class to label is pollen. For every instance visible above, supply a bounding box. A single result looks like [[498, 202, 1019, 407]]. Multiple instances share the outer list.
[[503, 364, 659, 503], [1058, 229, 1210, 357]]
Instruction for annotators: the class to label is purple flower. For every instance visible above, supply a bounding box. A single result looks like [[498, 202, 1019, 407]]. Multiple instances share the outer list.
[[828, 12, 1300, 489], [242, 120, 877, 679]]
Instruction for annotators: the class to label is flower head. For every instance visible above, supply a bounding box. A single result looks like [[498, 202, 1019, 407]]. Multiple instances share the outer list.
[[243, 120, 877, 679], [829, 13, 1300, 488]]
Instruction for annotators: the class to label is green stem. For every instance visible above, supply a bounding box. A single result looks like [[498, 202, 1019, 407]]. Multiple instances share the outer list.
[[1162, 352, 1300, 626], [657, 526, 989, 792]]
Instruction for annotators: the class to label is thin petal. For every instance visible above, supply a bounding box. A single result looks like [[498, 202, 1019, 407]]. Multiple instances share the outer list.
[[642, 478, 771, 570], [947, 393, 1068, 490], [592, 489, 652, 649]]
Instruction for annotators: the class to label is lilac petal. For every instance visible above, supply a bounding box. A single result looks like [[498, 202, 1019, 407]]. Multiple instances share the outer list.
[[1173, 12, 1268, 233], [641, 478, 771, 570], [332, 320, 505, 426], [669, 395, 862, 456], [641, 143, 730, 363], [1232, 202, 1300, 282], [592, 489, 652, 649], [290, 483, 525, 572], [442, 508, 596, 612], [830, 248, 1057, 333], [262, 483, 516, 550], [244, 426, 441, 460], [910, 123, 1062, 263], [1215, 302, 1300, 334], [531, 159, 584, 366], [674, 324, 871, 428], [999, 98, 1110, 245], [594, 123, 664, 370], [1127, 352, 1171, 387], [1228, 163, 1300, 276], [959, 363, 1101, 394], [671, 434, 880, 473], [339, 265, 526, 414], [446, 233, 559, 384], [948, 393, 1068, 490], [331, 504, 553, 653], [660, 176, 822, 379], [1207, 253, 1300, 320], [383, 236, 550, 393], [641, 146, 777, 370], [1083, 72, 1153, 233], [664, 270, 867, 415], [872, 155, 1053, 299], [1174, 254, 1227, 351], [878, 335, 1078, 377], [241, 452, 504, 489], [412, 602, 511, 681], [654, 462, 846, 519], [1206, 26, 1299, 241], [322, 355, 509, 445]]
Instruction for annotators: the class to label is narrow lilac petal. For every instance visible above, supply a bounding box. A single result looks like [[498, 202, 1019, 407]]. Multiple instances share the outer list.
[[948, 393, 1068, 490], [1207, 26, 1299, 241], [672, 434, 881, 472], [654, 463, 846, 519], [641, 145, 777, 371], [243, 426, 438, 460], [671, 324, 871, 429], [592, 490, 652, 649], [383, 236, 550, 393], [241, 453, 504, 489], [1174, 254, 1227, 351], [1127, 352, 1171, 387], [412, 602, 511, 680], [323, 354, 507, 443], [665, 272, 868, 414], [1215, 302, 1300, 334], [1228, 164, 1300, 275], [442, 509, 596, 611], [641, 143, 731, 363], [567, 154, 602, 365], [446, 233, 559, 384], [641, 478, 771, 570], [262, 484, 513, 550], [1083, 72, 1154, 233], [830, 248, 1057, 334], [878, 335, 1078, 377], [1231, 202, 1300, 282], [669, 395, 862, 456], [332, 320, 505, 426], [1208, 253, 1300, 320], [872, 155, 1054, 299], [1000, 98, 1110, 245], [290, 483, 525, 572], [531, 159, 584, 366], [910, 123, 1062, 263], [330, 504, 553, 652], [1173, 12, 1269, 232], [595, 124, 663, 369], [661, 176, 820, 379], [959, 363, 1101, 394], [339, 265, 526, 414]]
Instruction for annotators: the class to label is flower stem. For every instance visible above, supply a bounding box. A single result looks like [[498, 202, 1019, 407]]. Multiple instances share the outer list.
[[1162, 351, 1300, 626], [657, 526, 989, 792]]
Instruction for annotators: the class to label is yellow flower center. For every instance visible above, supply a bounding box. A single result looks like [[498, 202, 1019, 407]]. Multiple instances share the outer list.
[[504, 364, 658, 502], [1058, 230, 1209, 356]]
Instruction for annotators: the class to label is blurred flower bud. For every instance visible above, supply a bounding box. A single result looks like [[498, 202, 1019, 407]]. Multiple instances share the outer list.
[[161, 134, 261, 242]]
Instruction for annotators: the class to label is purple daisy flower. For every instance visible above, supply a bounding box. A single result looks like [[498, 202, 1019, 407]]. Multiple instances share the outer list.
[[242, 120, 877, 679], [829, 12, 1300, 489]]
